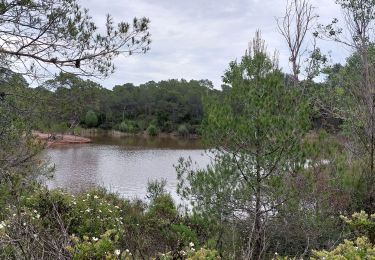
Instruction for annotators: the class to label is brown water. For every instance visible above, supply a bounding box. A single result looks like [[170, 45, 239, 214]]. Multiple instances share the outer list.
[[46, 136, 209, 200]]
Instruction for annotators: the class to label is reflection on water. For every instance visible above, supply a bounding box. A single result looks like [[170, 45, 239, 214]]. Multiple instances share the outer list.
[[46, 136, 209, 201], [90, 135, 204, 149]]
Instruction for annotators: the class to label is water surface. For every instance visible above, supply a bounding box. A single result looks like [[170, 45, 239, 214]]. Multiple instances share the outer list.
[[46, 136, 209, 201]]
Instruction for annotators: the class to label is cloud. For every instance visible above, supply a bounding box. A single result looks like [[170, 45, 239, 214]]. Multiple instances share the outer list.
[[80, 0, 346, 89]]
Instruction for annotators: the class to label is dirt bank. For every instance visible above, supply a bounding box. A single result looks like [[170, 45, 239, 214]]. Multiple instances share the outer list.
[[34, 132, 92, 147]]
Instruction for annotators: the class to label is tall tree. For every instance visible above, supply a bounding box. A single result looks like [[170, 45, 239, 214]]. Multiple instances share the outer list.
[[317, 0, 375, 213], [177, 31, 310, 259]]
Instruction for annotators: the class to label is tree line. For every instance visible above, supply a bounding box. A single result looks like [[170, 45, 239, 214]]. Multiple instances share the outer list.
[[23, 72, 218, 136]]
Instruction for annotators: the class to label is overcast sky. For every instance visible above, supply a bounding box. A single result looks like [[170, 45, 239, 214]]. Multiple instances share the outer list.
[[80, 0, 348, 89]]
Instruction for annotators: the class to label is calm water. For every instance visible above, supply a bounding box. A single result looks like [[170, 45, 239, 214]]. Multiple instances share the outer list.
[[46, 136, 210, 201]]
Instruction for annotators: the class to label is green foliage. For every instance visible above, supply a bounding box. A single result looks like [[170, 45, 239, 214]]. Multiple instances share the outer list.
[[118, 120, 138, 133], [341, 211, 375, 243], [85, 110, 98, 128], [0, 185, 210, 259], [147, 124, 158, 136], [0, 0, 151, 78], [147, 179, 167, 202], [50, 122, 69, 133], [178, 31, 310, 259], [312, 237, 375, 259], [177, 124, 190, 137], [118, 121, 128, 132], [157, 247, 220, 259], [32, 75, 217, 134]]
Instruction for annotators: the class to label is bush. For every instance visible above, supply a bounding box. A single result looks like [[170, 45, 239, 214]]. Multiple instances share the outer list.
[[147, 124, 158, 136], [85, 110, 98, 128], [161, 120, 174, 133], [146, 179, 167, 202], [0, 186, 207, 259], [157, 247, 221, 259], [73, 125, 83, 135], [51, 122, 69, 134], [118, 121, 138, 133], [311, 236, 375, 259], [177, 124, 190, 137], [136, 118, 148, 131], [118, 121, 129, 132]]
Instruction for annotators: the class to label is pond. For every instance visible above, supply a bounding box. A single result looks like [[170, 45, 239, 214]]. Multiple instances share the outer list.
[[45, 135, 210, 201]]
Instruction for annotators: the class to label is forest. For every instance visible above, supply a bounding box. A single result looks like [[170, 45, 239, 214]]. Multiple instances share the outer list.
[[2, 0, 375, 259], [30, 73, 218, 136]]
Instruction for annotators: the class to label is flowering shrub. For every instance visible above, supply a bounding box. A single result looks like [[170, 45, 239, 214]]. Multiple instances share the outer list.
[[0, 187, 203, 259], [340, 210, 375, 242], [311, 236, 375, 259], [67, 230, 134, 259], [22, 189, 125, 238], [157, 247, 220, 260]]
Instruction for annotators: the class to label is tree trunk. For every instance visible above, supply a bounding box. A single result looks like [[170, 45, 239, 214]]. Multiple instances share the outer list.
[[253, 144, 263, 259]]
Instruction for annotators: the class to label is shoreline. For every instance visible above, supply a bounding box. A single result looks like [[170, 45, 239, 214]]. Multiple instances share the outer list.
[[78, 128, 200, 139], [33, 132, 92, 147], [33, 129, 201, 147]]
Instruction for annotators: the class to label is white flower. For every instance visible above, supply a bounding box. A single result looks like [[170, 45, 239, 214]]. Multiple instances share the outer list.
[[0, 221, 6, 229], [114, 249, 121, 256], [85, 208, 91, 213], [189, 242, 195, 248], [33, 234, 38, 238], [92, 237, 99, 242], [33, 210, 37, 213], [191, 248, 195, 252], [125, 249, 130, 253], [73, 202, 76, 205], [94, 195, 99, 199], [115, 206, 119, 209], [129, 253, 132, 256], [23, 222, 26, 226], [36, 214, 40, 219]]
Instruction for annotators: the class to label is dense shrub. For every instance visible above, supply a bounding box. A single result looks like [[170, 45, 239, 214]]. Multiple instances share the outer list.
[[118, 121, 138, 133], [0, 187, 206, 259], [51, 122, 69, 133], [85, 110, 98, 128], [147, 124, 158, 136], [158, 247, 221, 259], [312, 237, 375, 259], [177, 124, 190, 137]]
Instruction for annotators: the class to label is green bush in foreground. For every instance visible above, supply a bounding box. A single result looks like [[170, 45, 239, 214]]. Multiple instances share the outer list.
[[312, 237, 375, 259], [0, 187, 207, 259]]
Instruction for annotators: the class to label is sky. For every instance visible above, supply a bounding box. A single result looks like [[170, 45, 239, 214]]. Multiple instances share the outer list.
[[80, 0, 348, 89]]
